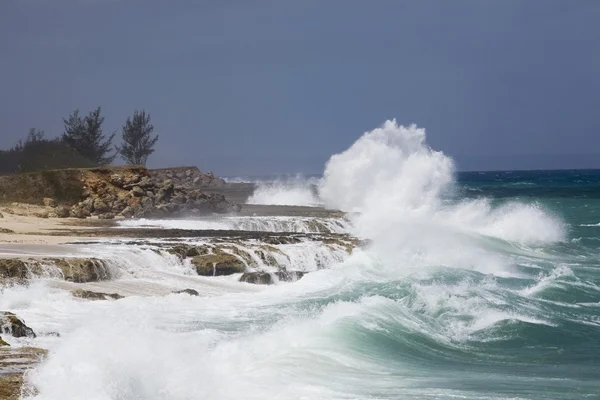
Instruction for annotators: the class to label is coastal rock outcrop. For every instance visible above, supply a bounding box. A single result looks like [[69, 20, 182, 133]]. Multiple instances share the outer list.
[[0, 312, 36, 338], [148, 167, 225, 188], [67, 167, 239, 219], [192, 254, 246, 276], [0, 258, 114, 284]]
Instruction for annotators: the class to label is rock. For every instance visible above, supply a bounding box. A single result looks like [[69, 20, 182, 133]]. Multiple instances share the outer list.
[[42, 197, 57, 208], [0, 312, 36, 338], [120, 206, 135, 218], [0, 228, 15, 234], [79, 197, 95, 213], [93, 199, 110, 214], [69, 205, 90, 219], [98, 213, 115, 220], [172, 289, 199, 296], [240, 271, 305, 285], [0, 259, 29, 280], [53, 205, 70, 218], [71, 289, 123, 300], [166, 244, 207, 259], [48, 258, 112, 282], [0, 336, 8, 346], [130, 186, 145, 197], [192, 254, 246, 276], [0, 212, 3, 218]]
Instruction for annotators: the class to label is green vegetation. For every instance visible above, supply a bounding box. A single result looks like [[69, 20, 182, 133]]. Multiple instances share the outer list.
[[0, 108, 160, 174], [116, 109, 159, 166]]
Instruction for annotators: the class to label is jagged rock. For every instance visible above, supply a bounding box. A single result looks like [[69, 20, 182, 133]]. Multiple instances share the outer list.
[[240, 271, 305, 285], [166, 244, 208, 259], [42, 197, 57, 208], [192, 254, 245, 276], [71, 289, 123, 300], [53, 205, 70, 218], [48, 258, 112, 282], [69, 205, 90, 219], [173, 288, 199, 296], [0, 228, 15, 234], [93, 199, 110, 214], [0, 336, 8, 346], [0, 259, 29, 280], [0, 312, 36, 338], [130, 186, 145, 197]]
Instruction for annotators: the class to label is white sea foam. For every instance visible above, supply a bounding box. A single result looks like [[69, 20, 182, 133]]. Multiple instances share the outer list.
[[117, 215, 350, 233]]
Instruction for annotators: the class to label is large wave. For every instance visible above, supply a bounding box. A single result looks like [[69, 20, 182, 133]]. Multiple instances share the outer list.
[[319, 120, 565, 275]]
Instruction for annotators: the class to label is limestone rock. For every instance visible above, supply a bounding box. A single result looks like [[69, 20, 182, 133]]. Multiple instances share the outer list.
[[0, 312, 36, 338], [0, 336, 8, 346], [71, 289, 123, 300], [0, 228, 15, 234], [172, 289, 199, 296], [48, 258, 112, 282], [192, 254, 245, 276], [240, 271, 305, 285]]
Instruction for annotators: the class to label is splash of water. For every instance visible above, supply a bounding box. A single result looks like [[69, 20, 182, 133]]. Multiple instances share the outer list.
[[247, 175, 322, 206]]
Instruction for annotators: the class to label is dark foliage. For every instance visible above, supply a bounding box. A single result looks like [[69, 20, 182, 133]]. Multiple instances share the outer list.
[[62, 107, 116, 165], [116, 110, 159, 165]]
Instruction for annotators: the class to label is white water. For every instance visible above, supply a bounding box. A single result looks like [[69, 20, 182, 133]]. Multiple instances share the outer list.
[[118, 216, 350, 233], [4, 120, 575, 400], [247, 176, 322, 206]]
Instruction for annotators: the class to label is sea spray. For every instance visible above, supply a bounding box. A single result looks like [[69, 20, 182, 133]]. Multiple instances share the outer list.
[[247, 175, 322, 206]]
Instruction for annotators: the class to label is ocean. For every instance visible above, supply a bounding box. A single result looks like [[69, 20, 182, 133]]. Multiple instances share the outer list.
[[2, 120, 599, 399]]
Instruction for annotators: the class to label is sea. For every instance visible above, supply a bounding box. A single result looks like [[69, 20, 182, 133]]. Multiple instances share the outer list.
[[1, 120, 599, 399]]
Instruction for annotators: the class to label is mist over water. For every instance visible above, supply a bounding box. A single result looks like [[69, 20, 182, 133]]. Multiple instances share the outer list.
[[6, 121, 600, 399], [247, 175, 322, 206]]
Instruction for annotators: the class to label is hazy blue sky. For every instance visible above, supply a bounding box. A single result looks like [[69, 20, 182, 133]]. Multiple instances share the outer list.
[[1, 0, 599, 175]]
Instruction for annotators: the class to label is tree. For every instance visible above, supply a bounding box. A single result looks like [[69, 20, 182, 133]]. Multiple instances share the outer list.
[[62, 107, 115, 165], [116, 110, 159, 165]]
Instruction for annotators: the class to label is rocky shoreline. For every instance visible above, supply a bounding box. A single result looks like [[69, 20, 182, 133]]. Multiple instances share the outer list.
[[0, 165, 353, 397]]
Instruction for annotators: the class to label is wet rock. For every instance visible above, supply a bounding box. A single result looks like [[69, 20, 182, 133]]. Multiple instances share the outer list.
[[0, 228, 15, 234], [42, 197, 57, 208], [192, 254, 245, 276], [48, 258, 112, 282], [240, 271, 305, 285], [173, 288, 199, 296], [0, 312, 36, 338], [0, 212, 3, 218], [71, 289, 123, 300], [0, 337, 8, 347], [0, 346, 47, 399], [0, 259, 29, 280]]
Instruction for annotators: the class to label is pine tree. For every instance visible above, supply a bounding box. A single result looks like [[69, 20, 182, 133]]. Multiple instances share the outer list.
[[62, 107, 115, 165], [116, 110, 159, 165]]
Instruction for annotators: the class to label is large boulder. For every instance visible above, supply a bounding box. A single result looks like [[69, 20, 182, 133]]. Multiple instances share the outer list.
[[0, 259, 30, 281], [192, 254, 245, 276], [0, 312, 36, 338]]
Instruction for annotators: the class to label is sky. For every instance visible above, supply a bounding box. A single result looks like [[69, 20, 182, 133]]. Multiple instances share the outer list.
[[1, 0, 599, 175]]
